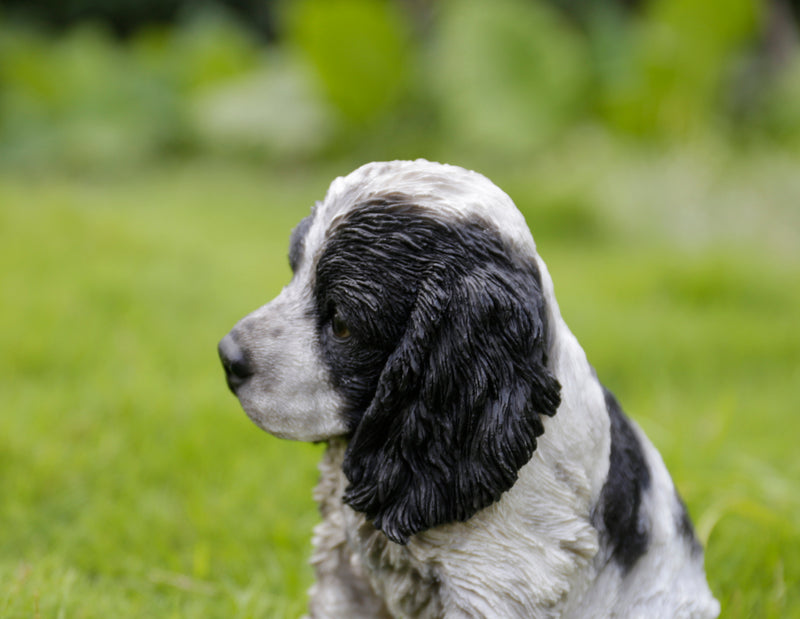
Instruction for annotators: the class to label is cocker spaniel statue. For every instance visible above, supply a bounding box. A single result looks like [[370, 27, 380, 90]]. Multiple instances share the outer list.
[[219, 160, 719, 618]]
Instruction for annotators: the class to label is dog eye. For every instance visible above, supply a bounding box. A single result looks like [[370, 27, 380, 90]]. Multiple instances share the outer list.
[[331, 311, 351, 340]]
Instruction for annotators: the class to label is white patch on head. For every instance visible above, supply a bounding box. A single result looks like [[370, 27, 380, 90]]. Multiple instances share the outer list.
[[298, 160, 539, 276]]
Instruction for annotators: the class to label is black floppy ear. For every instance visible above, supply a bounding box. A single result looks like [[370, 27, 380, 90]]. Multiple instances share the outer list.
[[342, 259, 561, 544]]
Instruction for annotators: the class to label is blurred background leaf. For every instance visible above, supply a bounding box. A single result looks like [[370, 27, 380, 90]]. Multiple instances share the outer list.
[[285, 0, 413, 127], [599, 0, 761, 137], [430, 0, 591, 155]]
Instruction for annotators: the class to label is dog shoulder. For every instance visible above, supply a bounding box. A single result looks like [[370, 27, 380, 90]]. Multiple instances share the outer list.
[[579, 387, 720, 618]]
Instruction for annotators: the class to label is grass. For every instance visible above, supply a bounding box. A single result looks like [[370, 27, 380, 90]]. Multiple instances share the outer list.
[[1, 156, 798, 617]]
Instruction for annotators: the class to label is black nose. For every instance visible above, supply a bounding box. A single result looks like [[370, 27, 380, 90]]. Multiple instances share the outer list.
[[218, 333, 254, 393]]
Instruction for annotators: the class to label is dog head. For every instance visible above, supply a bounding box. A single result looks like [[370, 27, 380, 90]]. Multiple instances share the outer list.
[[219, 160, 561, 543]]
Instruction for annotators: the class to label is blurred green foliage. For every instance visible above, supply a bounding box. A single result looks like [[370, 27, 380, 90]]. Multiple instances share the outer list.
[[286, 0, 413, 125], [596, 0, 760, 137], [0, 11, 264, 168], [431, 0, 590, 153], [1, 0, 800, 171]]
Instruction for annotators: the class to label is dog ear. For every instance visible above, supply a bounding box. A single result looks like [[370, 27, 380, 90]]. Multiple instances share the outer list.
[[342, 259, 561, 544]]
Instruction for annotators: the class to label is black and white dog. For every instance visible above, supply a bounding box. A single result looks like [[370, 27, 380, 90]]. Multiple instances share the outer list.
[[218, 160, 719, 618]]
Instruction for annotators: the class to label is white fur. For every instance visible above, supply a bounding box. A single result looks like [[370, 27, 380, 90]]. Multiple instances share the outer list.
[[227, 160, 719, 618], [228, 277, 347, 441]]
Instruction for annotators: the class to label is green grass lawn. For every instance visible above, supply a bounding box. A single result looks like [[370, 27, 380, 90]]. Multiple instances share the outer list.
[[1, 159, 798, 617]]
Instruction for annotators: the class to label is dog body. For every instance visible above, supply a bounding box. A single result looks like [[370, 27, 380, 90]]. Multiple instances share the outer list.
[[219, 160, 719, 618]]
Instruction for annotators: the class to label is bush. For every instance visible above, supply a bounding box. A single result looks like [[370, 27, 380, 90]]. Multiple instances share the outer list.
[[0, 0, 798, 172]]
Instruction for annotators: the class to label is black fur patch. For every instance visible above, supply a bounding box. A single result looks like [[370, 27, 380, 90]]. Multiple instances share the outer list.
[[288, 212, 314, 273], [675, 491, 703, 557], [313, 195, 561, 544], [598, 387, 651, 571]]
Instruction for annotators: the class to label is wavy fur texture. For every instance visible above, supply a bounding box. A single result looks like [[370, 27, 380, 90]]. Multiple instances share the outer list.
[[219, 160, 719, 618]]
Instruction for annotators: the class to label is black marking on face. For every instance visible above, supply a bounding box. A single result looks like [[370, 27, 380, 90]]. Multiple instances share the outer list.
[[289, 212, 315, 274], [314, 198, 440, 428], [313, 194, 561, 543], [597, 387, 652, 571]]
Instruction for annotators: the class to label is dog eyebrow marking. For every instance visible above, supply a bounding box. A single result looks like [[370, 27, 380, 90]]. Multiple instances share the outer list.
[[289, 211, 315, 273], [597, 387, 651, 571]]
